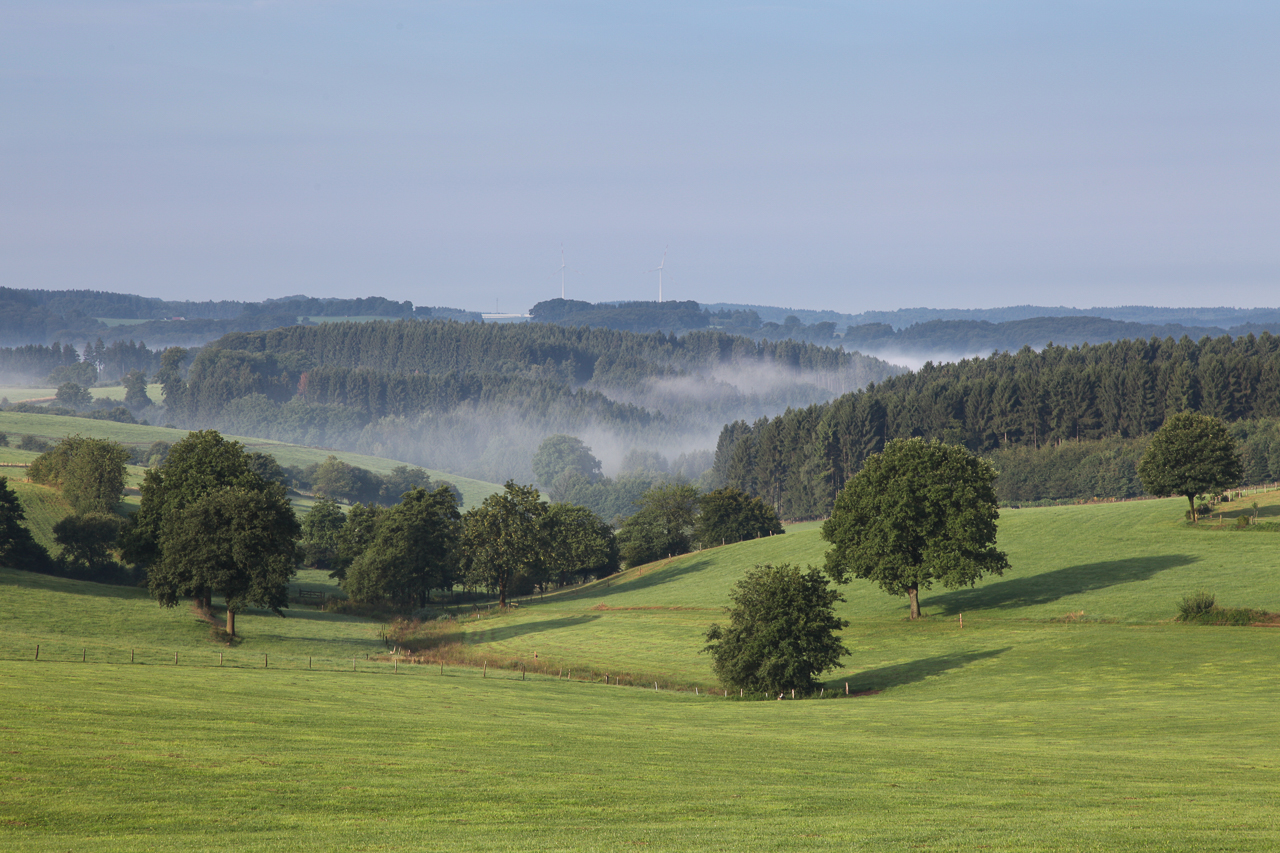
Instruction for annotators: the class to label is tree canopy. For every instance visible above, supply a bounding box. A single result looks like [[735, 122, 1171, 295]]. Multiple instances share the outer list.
[[532, 435, 603, 492], [343, 485, 461, 608], [822, 438, 1008, 619], [704, 563, 849, 694], [543, 503, 619, 586], [461, 482, 549, 606], [123, 429, 298, 629], [154, 485, 299, 636], [27, 435, 130, 515], [695, 487, 783, 547], [1137, 411, 1243, 522], [615, 483, 700, 567]]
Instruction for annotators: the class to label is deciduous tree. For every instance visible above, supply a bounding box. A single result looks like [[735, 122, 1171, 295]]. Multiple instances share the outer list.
[[122, 429, 290, 619], [461, 482, 548, 606], [822, 438, 1008, 619], [27, 435, 130, 515], [695, 487, 783, 547], [123, 369, 152, 411], [532, 435, 602, 492], [615, 483, 700, 567], [157, 486, 300, 636], [343, 486, 461, 608], [1137, 411, 1243, 523], [543, 503, 619, 586], [704, 563, 848, 694]]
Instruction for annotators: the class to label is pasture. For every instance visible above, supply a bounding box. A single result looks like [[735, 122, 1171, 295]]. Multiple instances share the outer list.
[[0, 410, 501, 509], [2, 495, 1280, 850]]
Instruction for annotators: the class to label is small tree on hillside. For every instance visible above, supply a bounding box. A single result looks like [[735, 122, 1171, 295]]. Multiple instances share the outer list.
[[123, 369, 152, 411], [55, 381, 94, 410], [615, 483, 700, 567], [53, 512, 123, 575], [28, 435, 130, 515], [1137, 411, 1243, 524], [704, 563, 849, 695], [461, 482, 548, 606], [695, 487, 783, 547], [543, 503, 619, 586], [822, 438, 1008, 620]]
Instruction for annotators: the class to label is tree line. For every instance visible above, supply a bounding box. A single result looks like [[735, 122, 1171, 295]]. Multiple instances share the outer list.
[[144, 319, 896, 485], [712, 333, 1280, 518]]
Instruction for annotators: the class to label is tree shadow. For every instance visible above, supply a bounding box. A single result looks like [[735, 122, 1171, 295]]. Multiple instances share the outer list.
[[1218, 503, 1280, 520], [557, 555, 718, 601], [478, 614, 602, 643], [834, 647, 1009, 694], [927, 553, 1198, 616]]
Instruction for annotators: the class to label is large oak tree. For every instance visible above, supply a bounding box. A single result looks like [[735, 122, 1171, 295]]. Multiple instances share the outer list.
[[822, 438, 1008, 619]]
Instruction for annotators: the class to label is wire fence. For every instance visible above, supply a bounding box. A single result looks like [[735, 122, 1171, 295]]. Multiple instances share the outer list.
[[0, 640, 853, 700]]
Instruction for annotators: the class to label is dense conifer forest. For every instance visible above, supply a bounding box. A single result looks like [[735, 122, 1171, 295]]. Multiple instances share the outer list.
[[712, 334, 1280, 518], [145, 319, 899, 485]]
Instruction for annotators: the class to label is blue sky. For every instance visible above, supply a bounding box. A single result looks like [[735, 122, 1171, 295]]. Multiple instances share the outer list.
[[3, 1, 1278, 314]]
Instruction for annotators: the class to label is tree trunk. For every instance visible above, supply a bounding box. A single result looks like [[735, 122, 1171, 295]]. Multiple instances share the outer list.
[[1187, 494, 1197, 525], [498, 577, 507, 608], [226, 609, 236, 637], [908, 586, 920, 620]]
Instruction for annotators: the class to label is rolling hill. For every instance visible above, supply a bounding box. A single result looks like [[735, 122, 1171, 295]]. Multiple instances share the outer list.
[[2, 491, 1279, 850]]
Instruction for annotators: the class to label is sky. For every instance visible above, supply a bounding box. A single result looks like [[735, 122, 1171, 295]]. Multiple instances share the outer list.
[[3, 1, 1278, 315]]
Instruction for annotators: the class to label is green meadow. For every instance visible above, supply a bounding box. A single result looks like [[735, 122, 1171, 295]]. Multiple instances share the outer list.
[[0, 409, 501, 509], [3, 495, 1280, 850]]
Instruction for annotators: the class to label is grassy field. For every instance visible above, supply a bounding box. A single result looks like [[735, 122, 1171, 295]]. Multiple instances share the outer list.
[[2, 495, 1280, 849], [0, 409, 501, 509]]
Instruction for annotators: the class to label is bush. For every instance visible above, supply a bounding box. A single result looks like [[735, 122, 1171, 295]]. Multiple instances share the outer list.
[[17, 435, 52, 453], [1235, 516, 1250, 529], [1177, 591, 1276, 625], [1177, 590, 1216, 621]]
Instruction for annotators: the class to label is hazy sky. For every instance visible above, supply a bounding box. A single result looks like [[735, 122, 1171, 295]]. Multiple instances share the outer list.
[[4, 1, 1278, 314]]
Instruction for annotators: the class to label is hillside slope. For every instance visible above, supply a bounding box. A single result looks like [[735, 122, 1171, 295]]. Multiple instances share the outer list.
[[456, 494, 1280, 684], [0, 410, 502, 509]]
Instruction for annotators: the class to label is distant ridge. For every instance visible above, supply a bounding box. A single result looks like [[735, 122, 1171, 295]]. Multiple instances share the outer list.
[[704, 303, 1280, 331]]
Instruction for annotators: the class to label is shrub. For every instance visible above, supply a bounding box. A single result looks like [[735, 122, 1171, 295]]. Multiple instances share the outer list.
[[1235, 516, 1250, 529], [1177, 590, 1216, 622]]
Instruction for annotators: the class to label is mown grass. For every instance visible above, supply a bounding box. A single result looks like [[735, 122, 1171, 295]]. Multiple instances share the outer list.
[[451, 495, 1280, 685], [3, 493, 1280, 849], [0, 410, 501, 508], [2, 623, 1280, 851]]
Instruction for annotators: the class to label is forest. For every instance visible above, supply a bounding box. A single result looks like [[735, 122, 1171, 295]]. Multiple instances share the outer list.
[[711, 333, 1280, 518], [138, 319, 900, 486], [0, 287, 482, 349]]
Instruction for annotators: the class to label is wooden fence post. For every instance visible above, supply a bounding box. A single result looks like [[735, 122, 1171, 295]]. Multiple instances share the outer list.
[[131, 649, 134, 663], [174, 652, 178, 665], [82, 648, 86, 662], [220, 652, 223, 666], [264, 654, 268, 669], [483, 661, 487, 678], [35, 645, 39, 661]]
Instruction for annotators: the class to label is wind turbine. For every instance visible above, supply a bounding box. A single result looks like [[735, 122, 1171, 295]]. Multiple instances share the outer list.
[[649, 247, 668, 303], [550, 245, 581, 299]]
